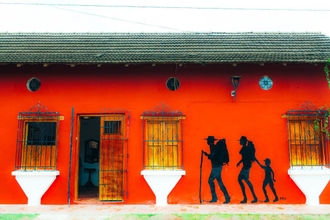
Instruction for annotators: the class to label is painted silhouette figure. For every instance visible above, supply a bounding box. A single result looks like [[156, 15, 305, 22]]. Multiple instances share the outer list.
[[236, 136, 258, 203], [203, 136, 230, 204], [255, 158, 279, 202]]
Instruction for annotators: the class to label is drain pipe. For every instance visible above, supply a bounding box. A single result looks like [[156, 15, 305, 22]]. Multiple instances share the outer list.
[[68, 107, 74, 207]]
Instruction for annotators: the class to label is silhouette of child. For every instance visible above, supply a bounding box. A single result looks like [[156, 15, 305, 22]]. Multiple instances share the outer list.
[[255, 158, 279, 202]]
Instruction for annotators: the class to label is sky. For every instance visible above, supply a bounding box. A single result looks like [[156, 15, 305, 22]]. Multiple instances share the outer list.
[[0, 0, 330, 36]]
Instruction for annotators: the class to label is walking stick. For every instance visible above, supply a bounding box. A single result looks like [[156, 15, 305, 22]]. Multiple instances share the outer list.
[[199, 150, 204, 203]]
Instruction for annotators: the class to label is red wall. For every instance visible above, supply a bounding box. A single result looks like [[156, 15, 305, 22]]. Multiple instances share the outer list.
[[1, 63, 330, 204]]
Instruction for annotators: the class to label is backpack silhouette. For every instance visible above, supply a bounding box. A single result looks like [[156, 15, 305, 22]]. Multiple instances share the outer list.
[[216, 139, 229, 165], [246, 141, 256, 162]]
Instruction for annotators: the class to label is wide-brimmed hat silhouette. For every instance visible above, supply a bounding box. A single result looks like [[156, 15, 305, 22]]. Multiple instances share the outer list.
[[239, 136, 248, 142], [204, 136, 218, 142]]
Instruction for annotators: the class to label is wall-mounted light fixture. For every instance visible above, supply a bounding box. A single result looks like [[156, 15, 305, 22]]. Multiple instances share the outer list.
[[230, 76, 241, 101]]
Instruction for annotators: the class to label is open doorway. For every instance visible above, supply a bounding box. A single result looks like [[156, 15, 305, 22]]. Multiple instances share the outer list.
[[76, 113, 128, 203], [78, 116, 100, 202]]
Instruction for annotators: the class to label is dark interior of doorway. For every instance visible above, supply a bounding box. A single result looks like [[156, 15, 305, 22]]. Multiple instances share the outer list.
[[77, 116, 100, 203]]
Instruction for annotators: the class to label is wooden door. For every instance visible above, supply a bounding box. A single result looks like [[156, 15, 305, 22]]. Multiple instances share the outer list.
[[99, 114, 126, 201]]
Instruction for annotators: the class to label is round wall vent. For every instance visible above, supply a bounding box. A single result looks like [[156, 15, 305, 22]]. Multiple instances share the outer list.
[[26, 77, 41, 92], [166, 77, 180, 91], [259, 75, 273, 90]]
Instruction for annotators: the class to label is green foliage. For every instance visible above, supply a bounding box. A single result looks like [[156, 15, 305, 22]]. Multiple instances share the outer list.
[[316, 60, 330, 139], [314, 107, 330, 140], [325, 59, 330, 89], [0, 214, 38, 220]]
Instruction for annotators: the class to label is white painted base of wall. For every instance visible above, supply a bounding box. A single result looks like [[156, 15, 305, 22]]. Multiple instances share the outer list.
[[141, 170, 186, 206], [12, 171, 60, 206], [288, 167, 330, 205]]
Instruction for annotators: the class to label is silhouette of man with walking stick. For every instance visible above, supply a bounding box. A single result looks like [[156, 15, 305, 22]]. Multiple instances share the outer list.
[[199, 149, 204, 204], [203, 136, 230, 204]]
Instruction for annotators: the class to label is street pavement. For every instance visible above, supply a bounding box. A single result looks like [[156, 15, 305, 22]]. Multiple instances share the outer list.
[[0, 204, 330, 219]]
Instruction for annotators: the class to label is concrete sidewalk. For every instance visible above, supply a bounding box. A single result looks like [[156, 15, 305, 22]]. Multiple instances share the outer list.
[[0, 204, 330, 219]]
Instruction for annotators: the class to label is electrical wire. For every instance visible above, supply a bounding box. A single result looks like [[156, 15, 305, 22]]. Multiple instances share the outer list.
[[1, 1, 329, 33], [50, 6, 193, 32], [0, 2, 330, 11]]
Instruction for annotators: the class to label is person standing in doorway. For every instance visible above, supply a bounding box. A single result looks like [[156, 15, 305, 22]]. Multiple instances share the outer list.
[[255, 158, 279, 202], [203, 136, 230, 204], [236, 136, 258, 203]]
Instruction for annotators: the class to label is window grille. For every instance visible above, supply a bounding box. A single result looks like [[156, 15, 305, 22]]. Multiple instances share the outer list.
[[141, 103, 184, 170], [284, 101, 330, 168], [15, 102, 61, 171]]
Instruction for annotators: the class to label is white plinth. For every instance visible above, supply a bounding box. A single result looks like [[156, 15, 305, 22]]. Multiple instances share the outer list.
[[288, 167, 330, 205], [141, 170, 186, 206], [12, 171, 60, 206]]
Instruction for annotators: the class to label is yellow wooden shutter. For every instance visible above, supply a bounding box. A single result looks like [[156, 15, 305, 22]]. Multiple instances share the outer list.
[[289, 119, 322, 165], [144, 119, 182, 169], [145, 122, 162, 167]]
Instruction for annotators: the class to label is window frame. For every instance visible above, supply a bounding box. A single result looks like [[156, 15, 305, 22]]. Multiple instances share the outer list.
[[141, 115, 185, 170], [15, 104, 62, 171], [285, 114, 330, 167]]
